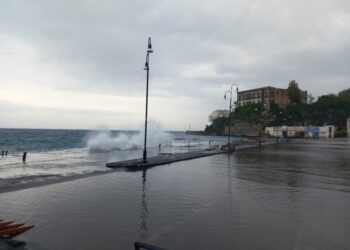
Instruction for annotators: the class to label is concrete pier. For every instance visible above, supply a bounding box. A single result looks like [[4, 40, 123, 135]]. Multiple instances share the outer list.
[[106, 138, 281, 170], [106, 148, 229, 169]]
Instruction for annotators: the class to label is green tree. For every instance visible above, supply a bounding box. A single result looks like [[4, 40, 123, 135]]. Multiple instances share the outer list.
[[205, 109, 230, 135], [234, 103, 263, 123], [339, 88, 350, 102], [208, 110, 229, 123], [307, 93, 315, 104], [287, 80, 302, 104], [304, 94, 350, 127]]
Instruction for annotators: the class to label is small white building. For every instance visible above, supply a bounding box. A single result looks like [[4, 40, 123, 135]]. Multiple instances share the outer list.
[[265, 126, 304, 138], [286, 126, 305, 137], [319, 126, 335, 138], [265, 125, 334, 138]]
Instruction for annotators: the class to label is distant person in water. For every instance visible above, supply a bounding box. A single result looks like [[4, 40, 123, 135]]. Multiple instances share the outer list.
[[1, 150, 3, 157], [22, 152, 27, 162], [5, 150, 7, 157]]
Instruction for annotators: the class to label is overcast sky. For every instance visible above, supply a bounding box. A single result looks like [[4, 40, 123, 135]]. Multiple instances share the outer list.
[[0, 0, 349, 130]]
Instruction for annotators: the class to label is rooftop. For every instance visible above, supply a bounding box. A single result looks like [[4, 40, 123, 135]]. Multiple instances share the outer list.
[[238, 86, 286, 94]]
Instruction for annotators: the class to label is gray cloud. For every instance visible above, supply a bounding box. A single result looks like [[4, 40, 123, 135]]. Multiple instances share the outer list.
[[0, 0, 350, 129], [0, 100, 142, 130]]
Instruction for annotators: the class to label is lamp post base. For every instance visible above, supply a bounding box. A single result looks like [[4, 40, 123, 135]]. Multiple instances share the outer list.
[[142, 150, 147, 163]]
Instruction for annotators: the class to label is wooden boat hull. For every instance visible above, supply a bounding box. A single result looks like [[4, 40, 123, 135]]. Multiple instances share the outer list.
[[0, 221, 34, 239]]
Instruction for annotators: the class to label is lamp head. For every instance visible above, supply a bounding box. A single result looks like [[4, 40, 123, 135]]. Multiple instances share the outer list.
[[147, 37, 153, 53], [144, 61, 149, 70], [224, 94, 227, 100]]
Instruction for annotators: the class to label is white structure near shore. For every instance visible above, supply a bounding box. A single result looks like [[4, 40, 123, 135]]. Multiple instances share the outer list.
[[265, 126, 335, 138]]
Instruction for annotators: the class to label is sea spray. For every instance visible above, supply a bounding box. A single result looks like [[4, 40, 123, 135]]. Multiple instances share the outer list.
[[87, 122, 171, 152], [87, 131, 139, 152]]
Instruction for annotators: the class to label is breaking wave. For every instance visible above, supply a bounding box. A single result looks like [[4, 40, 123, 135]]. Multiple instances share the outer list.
[[87, 123, 171, 152]]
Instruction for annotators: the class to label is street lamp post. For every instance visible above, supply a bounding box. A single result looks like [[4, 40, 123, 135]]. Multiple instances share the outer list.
[[254, 107, 263, 148], [259, 126, 261, 147], [224, 83, 239, 148], [273, 115, 278, 143], [143, 37, 153, 163]]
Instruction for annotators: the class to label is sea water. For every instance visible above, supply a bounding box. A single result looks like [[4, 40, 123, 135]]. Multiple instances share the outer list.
[[0, 139, 349, 249], [0, 128, 227, 189]]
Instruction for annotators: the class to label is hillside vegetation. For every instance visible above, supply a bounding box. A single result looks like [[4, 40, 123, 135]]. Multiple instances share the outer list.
[[205, 82, 350, 136]]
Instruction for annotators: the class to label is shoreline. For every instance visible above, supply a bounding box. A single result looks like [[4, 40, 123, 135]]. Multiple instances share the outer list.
[[0, 139, 284, 195], [0, 169, 114, 195]]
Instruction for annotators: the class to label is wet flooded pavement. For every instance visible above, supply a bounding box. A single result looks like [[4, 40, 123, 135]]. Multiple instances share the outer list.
[[0, 139, 349, 249]]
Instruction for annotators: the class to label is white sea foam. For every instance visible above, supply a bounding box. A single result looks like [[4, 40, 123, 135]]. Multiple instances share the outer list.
[[87, 121, 171, 152]]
